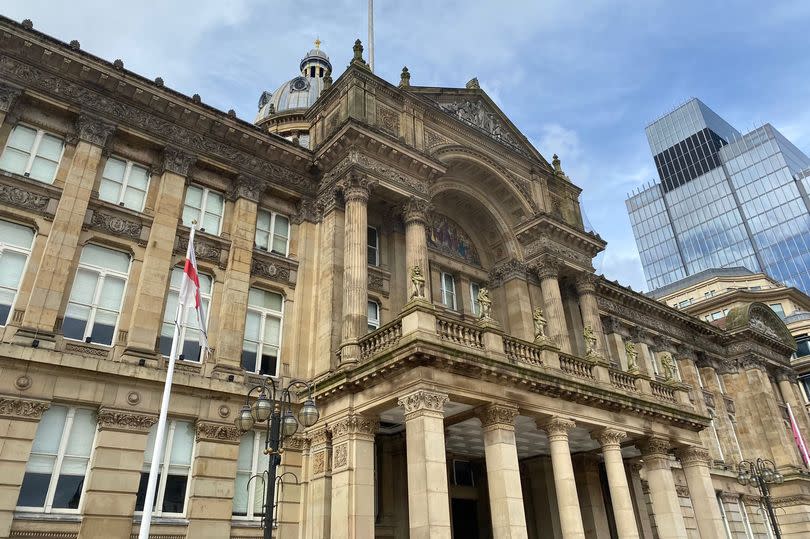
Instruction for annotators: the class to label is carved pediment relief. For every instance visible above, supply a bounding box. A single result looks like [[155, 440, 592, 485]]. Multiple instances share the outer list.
[[724, 302, 796, 350]]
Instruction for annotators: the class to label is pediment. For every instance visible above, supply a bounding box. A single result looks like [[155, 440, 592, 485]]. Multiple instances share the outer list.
[[725, 302, 796, 350]]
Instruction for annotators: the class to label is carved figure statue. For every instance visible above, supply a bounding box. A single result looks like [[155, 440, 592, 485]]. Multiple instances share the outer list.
[[625, 341, 639, 373], [660, 352, 675, 381], [533, 307, 547, 343], [477, 287, 492, 320], [410, 265, 425, 299], [583, 325, 597, 358]]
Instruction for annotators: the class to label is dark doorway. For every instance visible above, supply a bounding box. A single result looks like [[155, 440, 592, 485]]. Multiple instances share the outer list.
[[452, 498, 480, 539]]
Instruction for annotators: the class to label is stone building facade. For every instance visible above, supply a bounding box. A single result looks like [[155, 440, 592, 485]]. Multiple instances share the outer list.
[[0, 15, 809, 539]]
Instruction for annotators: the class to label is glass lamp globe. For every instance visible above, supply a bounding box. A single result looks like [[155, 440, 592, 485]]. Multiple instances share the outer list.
[[252, 393, 273, 423], [774, 472, 784, 484], [298, 398, 319, 428], [236, 405, 255, 432], [281, 409, 299, 437], [736, 471, 748, 485], [762, 469, 773, 483]]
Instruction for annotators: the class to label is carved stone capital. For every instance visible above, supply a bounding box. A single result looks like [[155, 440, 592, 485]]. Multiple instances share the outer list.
[[639, 436, 671, 458], [307, 425, 331, 448], [292, 197, 322, 224], [97, 408, 158, 433], [158, 146, 197, 177], [489, 258, 528, 287], [284, 434, 306, 451], [75, 113, 115, 147], [338, 173, 376, 203], [195, 420, 242, 444], [0, 82, 22, 113], [397, 389, 448, 420], [774, 367, 796, 384], [328, 413, 379, 441], [532, 257, 560, 281], [539, 417, 575, 440], [594, 428, 627, 450], [400, 196, 431, 225], [675, 445, 712, 467], [0, 396, 50, 420], [738, 354, 766, 372], [230, 174, 265, 202], [316, 185, 344, 214], [476, 403, 519, 430], [574, 273, 598, 295]]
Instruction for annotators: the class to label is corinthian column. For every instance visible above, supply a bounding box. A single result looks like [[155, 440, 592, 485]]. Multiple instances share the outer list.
[[539, 417, 585, 538], [534, 258, 570, 352], [595, 429, 639, 539], [639, 437, 687, 539], [339, 174, 376, 364], [575, 273, 606, 358], [675, 446, 726, 539], [401, 196, 431, 302]]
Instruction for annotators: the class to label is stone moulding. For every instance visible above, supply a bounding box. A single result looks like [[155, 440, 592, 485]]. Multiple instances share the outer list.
[[97, 408, 158, 432], [89, 209, 143, 240], [0, 182, 50, 213], [251, 250, 296, 286], [0, 396, 51, 420], [175, 233, 227, 268], [195, 420, 241, 443]]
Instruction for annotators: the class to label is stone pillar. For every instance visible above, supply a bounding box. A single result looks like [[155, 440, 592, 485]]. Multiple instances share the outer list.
[[0, 396, 50, 538], [675, 446, 726, 539], [490, 260, 533, 341], [777, 372, 810, 435], [639, 437, 687, 539], [78, 409, 157, 539], [184, 422, 241, 538], [339, 174, 375, 364], [329, 414, 378, 539], [124, 148, 196, 356], [402, 196, 431, 302], [214, 176, 263, 372], [304, 426, 333, 539], [575, 273, 606, 358], [534, 259, 570, 353], [20, 114, 115, 334], [477, 404, 528, 539], [0, 82, 22, 129], [538, 417, 585, 538], [398, 389, 452, 539], [313, 190, 345, 375], [595, 429, 640, 539]]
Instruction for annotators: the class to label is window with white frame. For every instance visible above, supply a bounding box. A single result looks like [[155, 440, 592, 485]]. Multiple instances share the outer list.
[[368, 300, 380, 332], [255, 209, 290, 256], [135, 419, 194, 516], [242, 288, 284, 376], [233, 431, 270, 519], [367, 226, 379, 266], [63, 244, 130, 346], [98, 156, 150, 211], [716, 493, 733, 539], [0, 124, 65, 184], [182, 185, 224, 235], [709, 411, 725, 462], [729, 415, 744, 462], [440, 272, 457, 310], [739, 498, 755, 539], [470, 282, 481, 316], [16, 405, 96, 512], [0, 219, 35, 326], [159, 267, 212, 362]]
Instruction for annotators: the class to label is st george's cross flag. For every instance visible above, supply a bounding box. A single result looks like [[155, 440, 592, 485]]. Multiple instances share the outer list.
[[177, 225, 209, 352]]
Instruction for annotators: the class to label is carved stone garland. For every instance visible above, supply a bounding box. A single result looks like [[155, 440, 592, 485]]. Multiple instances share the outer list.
[[195, 420, 242, 444], [0, 396, 50, 419], [97, 408, 158, 433]]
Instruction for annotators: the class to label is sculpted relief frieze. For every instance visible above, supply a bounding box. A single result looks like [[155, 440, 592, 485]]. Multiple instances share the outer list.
[[0, 182, 50, 213], [89, 210, 143, 240], [522, 236, 590, 267], [436, 98, 529, 158], [321, 150, 427, 195]]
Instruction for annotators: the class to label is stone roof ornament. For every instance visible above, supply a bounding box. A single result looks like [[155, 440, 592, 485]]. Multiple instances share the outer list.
[[351, 39, 369, 69], [466, 77, 480, 89], [399, 66, 411, 88], [552, 154, 563, 174]]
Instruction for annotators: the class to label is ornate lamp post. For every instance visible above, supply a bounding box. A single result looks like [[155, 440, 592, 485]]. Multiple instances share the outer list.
[[736, 458, 784, 538], [235, 379, 319, 539]]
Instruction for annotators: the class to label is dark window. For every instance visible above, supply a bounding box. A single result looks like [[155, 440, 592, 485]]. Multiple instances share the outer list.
[[453, 460, 474, 486], [310, 66, 316, 77], [796, 337, 810, 358]]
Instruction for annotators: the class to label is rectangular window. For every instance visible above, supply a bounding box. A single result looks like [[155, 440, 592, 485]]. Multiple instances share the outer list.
[[716, 493, 733, 539], [710, 412, 725, 462], [16, 405, 96, 513], [0, 219, 35, 326], [63, 244, 130, 346], [182, 185, 224, 236], [738, 499, 755, 539], [769, 303, 786, 318], [99, 156, 150, 211], [135, 419, 194, 516], [440, 272, 456, 310], [367, 300, 380, 332], [470, 282, 481, 316], [159, 267, 213, 362], [242, 288, 284, 376], [0, 124, 65, 184], [255, 209, 290, 256], [233, 431, 270, 519], [367, 226, 379, 266]]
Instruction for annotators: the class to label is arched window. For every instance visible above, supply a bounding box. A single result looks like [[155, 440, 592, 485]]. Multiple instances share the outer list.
[[0, 219, 35, 325], [368, 300, 380, 332]]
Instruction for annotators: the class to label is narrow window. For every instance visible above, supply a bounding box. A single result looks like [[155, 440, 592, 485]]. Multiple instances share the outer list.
[[709, 411, 725, 462], [470, 282, 481, 316], [233, 431, 271, 519], [367, 300, 380, 332], [255, 209, 290, 256], [135, 419, 194, 516], [739, 499, 755, 539], [716, 493, 733, 539], [99, 156, 150, 211], [769, 303, 786, 318], [0, 219, 35, 325], [182, 185, 225, 236], [367, 226, 379, 266], [16, 405, 96, 512], [0, 124, 65, 184], [159, 267, 213, 362], [242, 288, 284, 376], [63, 244, 130, 346], [440, 272, 457, 310]]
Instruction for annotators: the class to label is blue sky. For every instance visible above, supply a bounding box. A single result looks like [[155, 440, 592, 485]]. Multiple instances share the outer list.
[[6, 1, 810, 291]]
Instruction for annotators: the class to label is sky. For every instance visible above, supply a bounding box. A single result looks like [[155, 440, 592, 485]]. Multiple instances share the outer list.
[[5, 1, 810, 292]]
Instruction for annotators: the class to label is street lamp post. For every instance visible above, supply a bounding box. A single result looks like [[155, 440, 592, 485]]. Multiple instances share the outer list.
[[736, 458, 784, 538], [235, 378, 319, 539]]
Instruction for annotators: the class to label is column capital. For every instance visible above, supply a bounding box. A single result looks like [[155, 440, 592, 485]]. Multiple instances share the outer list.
[[97, 408, 158, 433], [574, 272, 599, 294], [0, 396, 50, 420], [229, 173, 265, 202], [488, 258, 528, 287], [306, 424, 332, 448], [476, 403, 519, 430], [292, 197, 322, 224], [639, 436, 671, 458], [75, 113, 116, 147], [195, 420, 242, 444], [398, 389, 448, 420], [538, 416, 575, 440], [328, 413, 379, 441], [675, 445, 712, 468], [400, 196, 432, 225], [594, 428, 627, 450], [157, 146, 197, 176], [338, 173, 377, 203], [0, 82, 22, 113], [532, 257, 560, 280]]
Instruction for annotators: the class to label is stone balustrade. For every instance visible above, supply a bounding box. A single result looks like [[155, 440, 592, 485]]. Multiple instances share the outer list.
[[359, 319, 403, 360], [609, 368, 638, 392], [435, 316, 484, 349], [559, 354, 596, 380], [503, 335, 543, 367], [650, 380, 678, 403]]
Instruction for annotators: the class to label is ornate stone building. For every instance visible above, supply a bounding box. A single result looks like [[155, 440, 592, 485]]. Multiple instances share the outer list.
[[0, 15, 809, 539]]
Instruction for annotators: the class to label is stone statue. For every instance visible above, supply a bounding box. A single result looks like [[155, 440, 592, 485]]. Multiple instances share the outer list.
[[583, 325, 597, 358], [533, 307, 547, 343], [477, 287, 492, 320], [660, 352, 675, 381], [625, 341, 639, 373], [410, 265, 425, 299]]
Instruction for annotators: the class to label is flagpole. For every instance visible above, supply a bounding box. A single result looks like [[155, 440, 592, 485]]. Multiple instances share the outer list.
[[138, 224, 196, 539]]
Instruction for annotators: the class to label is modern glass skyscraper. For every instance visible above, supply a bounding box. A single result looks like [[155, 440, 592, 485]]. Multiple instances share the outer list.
[[627, 98, 810, 293]]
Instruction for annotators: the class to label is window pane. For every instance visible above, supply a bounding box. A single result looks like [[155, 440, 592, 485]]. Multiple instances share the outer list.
[[244, 311, 261, 341], [90, 309, 118, 345], [271, 235, 287, 255], [122, 187, 146, 211], [127, 165, 149, 190], [69, 269, 99, 304], [29, 157, 58, 183], [0, 147, 29, 175], [98, 276, 126, 311], [135, 472, 160, 512], [202, 212, 220, 235], [102, 157, 126, 183], [233, 472, 250, 515], [367, 301, 379, 321], [63, 304, 90, 340], [255, 230, 270, 250], [169, 421, 194, 466], [98, 178, 123, 204], [241, 343, 258, 372], [182, 206, 201, 228], [263, 317, 281, 346], [162, 474, 188, 513], [31, 406, 68, 455], [17, 471, 51, 508], [274, 215, 289, 237], [0, 219, 35, 248], [64, 409, 96, 457], [0, 251, 26, 288], [256, 210, 272, 233], [51, 473, 84, 509], [7, 125, 37, 151], [80, 244, 130, 273], [184, 185, 203, 209], [205, 191, 224, 216], [36, 134, 64, 161]]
